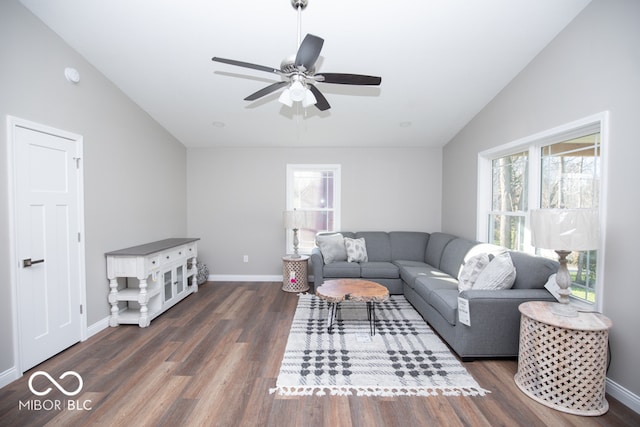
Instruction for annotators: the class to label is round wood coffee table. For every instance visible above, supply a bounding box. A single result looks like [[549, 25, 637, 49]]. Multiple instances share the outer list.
[[315, 279, 389, 335]]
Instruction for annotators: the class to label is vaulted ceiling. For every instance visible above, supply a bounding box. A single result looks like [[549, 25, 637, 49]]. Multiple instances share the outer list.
[[20, 0, 591, 148]]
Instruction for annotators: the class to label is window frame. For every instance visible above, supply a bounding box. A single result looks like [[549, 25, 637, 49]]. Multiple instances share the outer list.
[[477, 112, 609, 311], [285, 164, 341, 255]]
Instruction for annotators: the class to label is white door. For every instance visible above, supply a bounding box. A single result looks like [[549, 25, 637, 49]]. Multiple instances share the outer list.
[[10, 118, 85, 372]]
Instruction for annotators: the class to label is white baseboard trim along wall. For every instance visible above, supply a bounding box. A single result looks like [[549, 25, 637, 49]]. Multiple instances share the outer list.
[[209, 274, 283, 282], [607, 379, 640, 415]]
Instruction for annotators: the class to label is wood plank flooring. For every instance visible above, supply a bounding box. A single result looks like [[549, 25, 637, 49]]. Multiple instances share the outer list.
[[1, 281, 638, 427]]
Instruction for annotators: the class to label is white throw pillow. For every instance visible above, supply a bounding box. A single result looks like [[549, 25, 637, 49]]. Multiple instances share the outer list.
[[316, 233, 347, 264], [458, 253, 491, 292], [472, 252, 516, 290], [344, 237, 368, 262]]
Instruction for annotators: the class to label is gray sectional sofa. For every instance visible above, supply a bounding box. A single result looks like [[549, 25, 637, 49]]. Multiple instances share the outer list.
[[310, 231, 558, 360]]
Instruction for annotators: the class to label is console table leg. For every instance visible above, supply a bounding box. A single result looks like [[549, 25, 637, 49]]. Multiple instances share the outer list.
[[108, 278, 119, 327], [191, 256, 199, 293], [138, 278, 149, 328]]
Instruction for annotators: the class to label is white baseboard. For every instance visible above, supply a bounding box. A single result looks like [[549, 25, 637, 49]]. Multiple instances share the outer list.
[[208, 274, 316, 283], [86, 316, 110, 339], [0, 367, 19, 389], [607, 378, 640, 414], [209, 274, 283, 282]]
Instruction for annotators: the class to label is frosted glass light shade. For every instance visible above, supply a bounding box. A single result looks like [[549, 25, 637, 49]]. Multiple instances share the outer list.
[[278, 88, 293, 107], [530, 209, 599, 251], [302, 89, 317, 107], [289, 80, 306, 101]]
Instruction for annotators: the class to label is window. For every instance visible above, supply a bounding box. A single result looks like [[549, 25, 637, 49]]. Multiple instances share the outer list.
[[478, 113, 607, 309], [539, 133, 600, 303], [489, 151, 528, 251], [286, 164, 341, 254]]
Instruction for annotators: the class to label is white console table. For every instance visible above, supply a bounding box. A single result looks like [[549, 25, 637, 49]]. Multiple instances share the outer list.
[[106, 238, 199, 327]]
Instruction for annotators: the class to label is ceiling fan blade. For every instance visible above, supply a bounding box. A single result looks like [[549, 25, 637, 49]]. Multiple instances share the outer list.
[[315, 73, 381, 85], [212, 57, 283, 75], [308, 85, 330, 111], [295, 34, 324, 71], [244, 81, 289, 101]]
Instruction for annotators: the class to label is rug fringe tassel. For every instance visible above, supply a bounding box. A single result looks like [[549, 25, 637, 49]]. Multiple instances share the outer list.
[[269, 386, 490, 397]]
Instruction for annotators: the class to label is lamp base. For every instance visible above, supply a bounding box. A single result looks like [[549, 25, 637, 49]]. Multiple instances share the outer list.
[[549, 302, 578, 317]]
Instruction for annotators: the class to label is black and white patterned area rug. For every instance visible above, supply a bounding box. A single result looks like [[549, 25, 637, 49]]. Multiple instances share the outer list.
[[270, 294, 490, 397]]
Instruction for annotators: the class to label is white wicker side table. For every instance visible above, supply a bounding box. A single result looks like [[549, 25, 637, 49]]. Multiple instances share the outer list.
[[514, 301, 612, 416], [281, 255, 309, 292]]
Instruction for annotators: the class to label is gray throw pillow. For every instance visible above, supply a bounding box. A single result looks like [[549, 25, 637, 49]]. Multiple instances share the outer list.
[[316, 233, 347, 264], [344, 237, 368, 262]]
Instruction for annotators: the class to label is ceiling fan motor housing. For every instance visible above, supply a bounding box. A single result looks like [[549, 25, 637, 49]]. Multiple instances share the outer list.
[[291, 0, 308, 10]]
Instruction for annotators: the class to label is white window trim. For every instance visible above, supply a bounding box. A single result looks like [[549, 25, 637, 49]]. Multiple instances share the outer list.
[[477, 112, 609, 311], [285, 164, 341, 255]]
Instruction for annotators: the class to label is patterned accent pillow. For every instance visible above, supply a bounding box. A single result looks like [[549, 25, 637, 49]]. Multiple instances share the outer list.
[[344, 237, 368, 263], [316, 233, 347, 264], [472, 252, 516, 290], [458, 253, 490, 292]]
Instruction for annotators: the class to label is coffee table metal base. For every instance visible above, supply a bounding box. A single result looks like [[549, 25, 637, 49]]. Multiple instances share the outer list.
[[326, 301, 379, 336]]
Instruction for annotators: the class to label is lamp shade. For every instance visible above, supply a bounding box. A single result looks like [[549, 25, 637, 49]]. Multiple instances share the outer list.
[[302, 89, 317, 108], [289, 80, 306, 102], [278, 88, 293, 107], [283, 210, 302, 229], [530, 209, 599, 251]]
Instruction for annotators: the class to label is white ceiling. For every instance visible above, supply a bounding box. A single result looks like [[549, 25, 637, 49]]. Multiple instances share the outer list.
[[20, 0, 591, 148]]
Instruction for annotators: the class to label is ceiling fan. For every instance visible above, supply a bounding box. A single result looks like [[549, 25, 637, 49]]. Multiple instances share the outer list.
[[211, 0, 381, 111]]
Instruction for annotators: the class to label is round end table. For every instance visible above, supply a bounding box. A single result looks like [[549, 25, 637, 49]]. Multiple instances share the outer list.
[[514, 301, 612, 416], [281, 255, 309, 292]]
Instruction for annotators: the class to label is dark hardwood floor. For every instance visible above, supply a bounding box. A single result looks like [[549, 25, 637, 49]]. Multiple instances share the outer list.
[[1, 282, 638, 427]]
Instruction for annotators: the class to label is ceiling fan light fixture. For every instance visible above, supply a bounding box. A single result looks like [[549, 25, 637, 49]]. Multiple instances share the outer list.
[[302, 88, 317, 108], [278, 88, 294, 107], [289, 80, 306, 102]]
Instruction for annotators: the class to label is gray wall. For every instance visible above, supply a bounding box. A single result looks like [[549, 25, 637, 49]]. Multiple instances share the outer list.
[[187, 146, 442, 276], [0, 1, 187, 373], [442, 0, 640, 397]]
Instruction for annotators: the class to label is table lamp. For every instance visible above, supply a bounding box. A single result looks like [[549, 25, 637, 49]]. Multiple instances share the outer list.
[[283, 209, 303, 258], [530, 208, 599, 317]]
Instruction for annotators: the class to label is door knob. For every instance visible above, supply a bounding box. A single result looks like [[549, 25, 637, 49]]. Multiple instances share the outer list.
[[22, 258, 45, 268]]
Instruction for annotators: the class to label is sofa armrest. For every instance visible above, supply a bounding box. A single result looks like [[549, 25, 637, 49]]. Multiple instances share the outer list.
[[461, 288, 555, 301], [454, 288, 556, 358], [459, 288, 556, 321], [310, 247, 324, 286]]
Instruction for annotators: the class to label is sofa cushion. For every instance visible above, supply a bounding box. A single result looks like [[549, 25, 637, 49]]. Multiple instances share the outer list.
[[439, 238, 479, 279], [323, 261, 360, 278], [473, 252, 516, 290], [360, 262, 399, 279], [509, 251, 559, 289], [395, 260, 450, 289], [316, 233, 347, 264], [428, 288, 459, 326], [390, 232, 430, 262], [413, 274, 458, 303], [424, 232, 457, 268], [355, 232, 391, 262], [345, 237, 368, 262]]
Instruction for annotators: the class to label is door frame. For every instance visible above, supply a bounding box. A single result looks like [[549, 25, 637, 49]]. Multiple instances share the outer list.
[[6, 115, 87, 376]]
